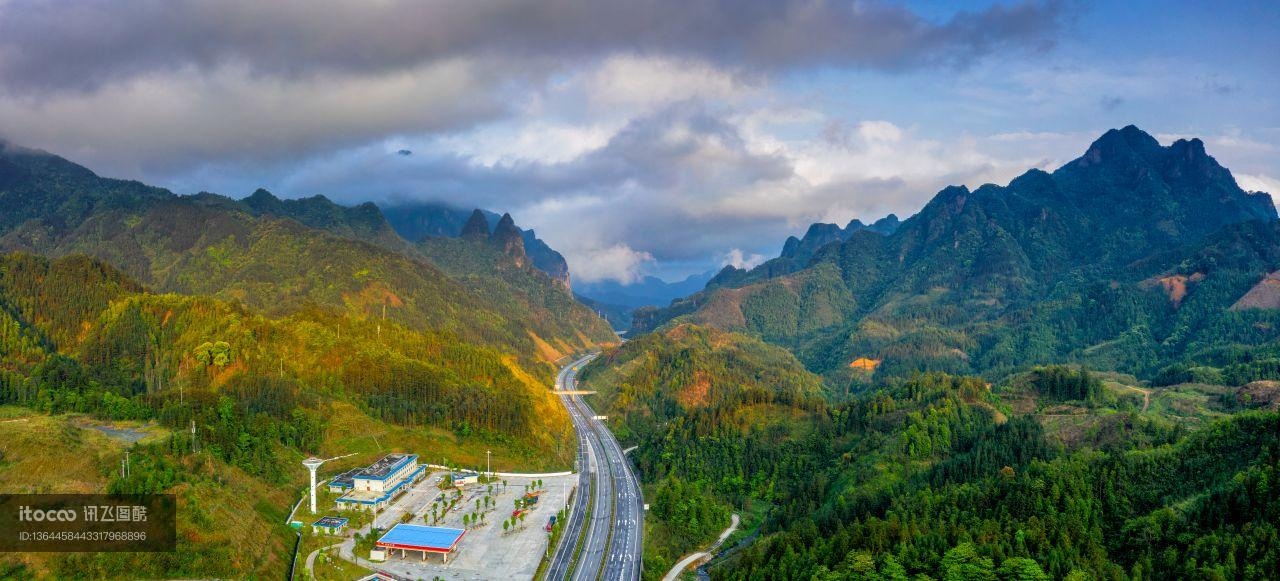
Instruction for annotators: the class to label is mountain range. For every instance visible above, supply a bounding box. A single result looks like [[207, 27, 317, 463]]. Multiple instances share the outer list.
[[0, 139, 615, 577], [634, 126, 1280, 392], [381, 202, 572, 288], [3, 125, 1279, 580], [578, 126, 1280, 580], [576, 271, 716, 311]]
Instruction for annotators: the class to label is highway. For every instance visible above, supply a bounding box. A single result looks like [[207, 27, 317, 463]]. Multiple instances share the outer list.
[[546, 354, 644, 581]]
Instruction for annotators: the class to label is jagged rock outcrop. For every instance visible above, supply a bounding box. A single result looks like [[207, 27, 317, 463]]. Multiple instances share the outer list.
[[382, 202, 573, 289], [491, 213, 528, 268], [460, 209, 491, 242]]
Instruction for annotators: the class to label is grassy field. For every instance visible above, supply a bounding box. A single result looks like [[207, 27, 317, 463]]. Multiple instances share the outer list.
[[320, 399, 575, 475], [0, 408, 301, 579], [994, 372, 1242, 449]]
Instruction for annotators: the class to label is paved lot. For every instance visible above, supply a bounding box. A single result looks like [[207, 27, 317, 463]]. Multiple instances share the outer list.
[[370, 474, 444, 529], [373, 472, 577, 580]]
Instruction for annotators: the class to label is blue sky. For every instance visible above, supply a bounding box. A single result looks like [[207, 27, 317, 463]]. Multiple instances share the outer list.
[[0, 0, 1275, 282]]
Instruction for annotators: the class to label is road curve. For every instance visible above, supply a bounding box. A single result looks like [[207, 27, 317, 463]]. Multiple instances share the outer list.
[[545, 354, 643, 581], [661, 513, 739, 581]]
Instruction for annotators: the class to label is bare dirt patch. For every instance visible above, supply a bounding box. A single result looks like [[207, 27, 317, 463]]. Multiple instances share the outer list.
[[1237, 381, 1280, 410], [848, 357, 880, 371], [678, 372, 713, 408], [1230, 271, 1280, 311]]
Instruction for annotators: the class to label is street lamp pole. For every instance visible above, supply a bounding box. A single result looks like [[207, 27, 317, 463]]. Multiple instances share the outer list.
[[486, 450, 491, 480]]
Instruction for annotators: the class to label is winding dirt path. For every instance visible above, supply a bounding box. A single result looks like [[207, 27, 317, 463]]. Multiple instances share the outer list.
[[1124, 385, 1151, 412], [663, 513, 740, 581]]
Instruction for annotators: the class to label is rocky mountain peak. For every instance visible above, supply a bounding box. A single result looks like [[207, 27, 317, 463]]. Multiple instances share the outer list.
[[491, 212, 528, 267], [460, 209, 490, 241], [1075, 125, 1163, 169]]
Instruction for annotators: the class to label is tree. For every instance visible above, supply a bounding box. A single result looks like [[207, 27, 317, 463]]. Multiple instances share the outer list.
[[194, 341, 234, 367], [942, 543, 996, 581], [880, 555, 909, 581], [503, 519, 509, 533], [998, 558, 1049, 581], [194, 343, 213, 366]]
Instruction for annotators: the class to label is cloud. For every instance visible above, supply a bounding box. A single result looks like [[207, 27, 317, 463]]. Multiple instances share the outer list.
[[0, 0, 1078, 285], [0, 59, 511, 175], [580, 55, 756, 111], [5, 0, 1273, 286], [277, 104, 1084, 282], [0, 0, 1068, 95], [721, 249, 767, 270], [0, 0, 1068, 190], [565, 244, 654, 284], [1099, 95, 1124, 111], [1236, 173, 1280, 197]]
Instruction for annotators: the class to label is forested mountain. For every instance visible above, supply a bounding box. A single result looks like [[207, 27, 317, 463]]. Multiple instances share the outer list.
[[581, 324, 1280, 580], [0, 141, 614, 577], [240, 188, 416, 256], [595, 127, 1280, 580], [579, 324, 827, 573], [701, 214, 901, 292], [0, 252, 581, 576], [0, 142, 611, 364], [634, 127, 1280, 393], [415, 215, 618, 360], [381, 201, 572, 288]]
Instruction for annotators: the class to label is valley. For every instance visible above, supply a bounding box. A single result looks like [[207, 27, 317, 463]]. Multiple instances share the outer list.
[[3, 4, 1278, 580], [547, 354, 643, 581], [0, 40, 1274, 581], [1, 124, 1277, 581]]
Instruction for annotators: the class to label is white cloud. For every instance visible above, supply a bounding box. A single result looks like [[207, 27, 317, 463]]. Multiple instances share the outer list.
[[1236, 173, 1280, 197], [721, 249, 767, 270], [564, 244, 654, 284], [581, 55, 755, 111], [856, 120, 905, 143], [433, 121, 618, 167]]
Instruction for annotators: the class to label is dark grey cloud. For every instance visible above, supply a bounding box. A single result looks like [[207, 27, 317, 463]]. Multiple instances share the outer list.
[[1099, 95, 1124, 111], [0, 0, 1068, 94], [258, 102, 807, 279], [284, 101, 792, 211]]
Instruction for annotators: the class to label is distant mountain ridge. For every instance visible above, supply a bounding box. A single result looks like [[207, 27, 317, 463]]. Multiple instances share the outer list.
[[0, 141, 614, 362], [576, 271, 715, 310], [382, 202, 572, 288], [705, 214, 901, 290], [633, 126, 1280, 389], [781, 214, 901, 263]]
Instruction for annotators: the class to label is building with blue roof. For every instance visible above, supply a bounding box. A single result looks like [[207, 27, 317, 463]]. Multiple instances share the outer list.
[[326, 468, 360, 493], [376, 524, 466, 563], [311, 516, 348, 535], [335, 453, 424, 511]]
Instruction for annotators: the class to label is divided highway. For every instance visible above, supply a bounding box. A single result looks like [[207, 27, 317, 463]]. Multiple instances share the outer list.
[[546, 354, 643, 581]]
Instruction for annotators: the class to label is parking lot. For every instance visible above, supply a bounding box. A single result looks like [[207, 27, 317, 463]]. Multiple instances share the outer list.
[[372, 471, 577, 580]]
